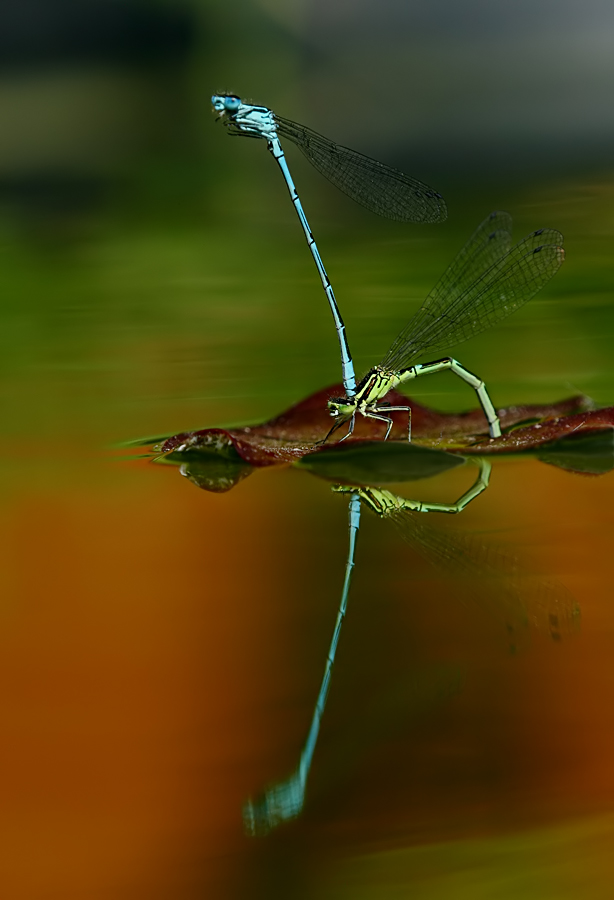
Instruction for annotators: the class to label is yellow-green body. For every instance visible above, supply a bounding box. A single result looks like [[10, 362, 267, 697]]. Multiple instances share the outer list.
[[326, 358, 500, 442]]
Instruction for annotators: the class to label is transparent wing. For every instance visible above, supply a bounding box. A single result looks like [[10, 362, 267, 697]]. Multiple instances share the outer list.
[[389, 509, 580, 646], [274, 114, 447, 224], [383, 211, 513, 365], [382, 225, 564, 371]]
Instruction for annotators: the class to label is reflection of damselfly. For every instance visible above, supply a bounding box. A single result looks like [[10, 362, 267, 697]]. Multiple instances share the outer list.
[[244, 460, 579, 835], [326, 212, 565, 442], [334, 474, 580, 648], [211, 93, 446, 399]]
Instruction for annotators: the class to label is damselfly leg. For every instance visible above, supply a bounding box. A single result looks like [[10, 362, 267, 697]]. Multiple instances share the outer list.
[[318, 412, 356, 446], [371, 404, 413, 441]]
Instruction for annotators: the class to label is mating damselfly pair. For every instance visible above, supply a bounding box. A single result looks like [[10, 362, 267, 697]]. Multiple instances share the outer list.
[[212, 93, 564, 442]]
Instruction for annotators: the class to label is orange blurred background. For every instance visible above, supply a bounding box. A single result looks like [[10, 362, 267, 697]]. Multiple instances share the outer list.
[[1, 455, 613, 898]]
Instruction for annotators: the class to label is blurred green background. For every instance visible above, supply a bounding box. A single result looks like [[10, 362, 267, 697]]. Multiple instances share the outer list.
[[1, 0, 614, 457]]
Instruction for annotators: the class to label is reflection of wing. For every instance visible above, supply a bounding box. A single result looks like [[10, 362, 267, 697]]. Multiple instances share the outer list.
[[274, 115, 447, 223], [382, 218, 564, 371], [387, 508, 580, 651]]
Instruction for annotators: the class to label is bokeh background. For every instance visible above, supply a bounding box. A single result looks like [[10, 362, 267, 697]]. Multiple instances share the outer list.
[[2, 2, 614, 898]]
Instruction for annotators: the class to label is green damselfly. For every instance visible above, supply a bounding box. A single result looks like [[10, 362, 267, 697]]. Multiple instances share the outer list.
[[326, 211, 564, 442]]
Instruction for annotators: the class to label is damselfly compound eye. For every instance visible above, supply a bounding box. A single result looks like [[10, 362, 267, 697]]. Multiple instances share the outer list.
[[225, 96, 241, 111]]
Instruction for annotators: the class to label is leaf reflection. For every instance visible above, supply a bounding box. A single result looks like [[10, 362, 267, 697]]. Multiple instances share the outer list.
[[145, 424, 614, 496], [537, 428, 614, 475]]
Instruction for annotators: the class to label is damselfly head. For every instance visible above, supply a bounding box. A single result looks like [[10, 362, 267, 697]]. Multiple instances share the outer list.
[[327, 397, 355, 419], [211, 93, 242, 115]]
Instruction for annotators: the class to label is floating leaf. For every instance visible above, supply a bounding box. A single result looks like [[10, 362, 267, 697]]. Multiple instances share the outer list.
[[156, 384, 607, 471]]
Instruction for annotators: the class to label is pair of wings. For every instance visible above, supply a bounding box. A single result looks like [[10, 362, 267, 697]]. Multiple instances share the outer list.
[[381, 211, 564, 371]]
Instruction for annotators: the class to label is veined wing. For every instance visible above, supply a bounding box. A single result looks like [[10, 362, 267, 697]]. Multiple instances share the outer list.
[[274, 114, 447, 224], [382, 227, 564, 371], [384, 211, 513, 365]]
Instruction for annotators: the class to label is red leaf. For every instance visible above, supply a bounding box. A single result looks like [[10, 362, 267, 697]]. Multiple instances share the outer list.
[[159, 384, 610, 467]]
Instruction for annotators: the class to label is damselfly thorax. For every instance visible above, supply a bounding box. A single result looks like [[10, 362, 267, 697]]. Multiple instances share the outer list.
[[355, 366, 404, 407]]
